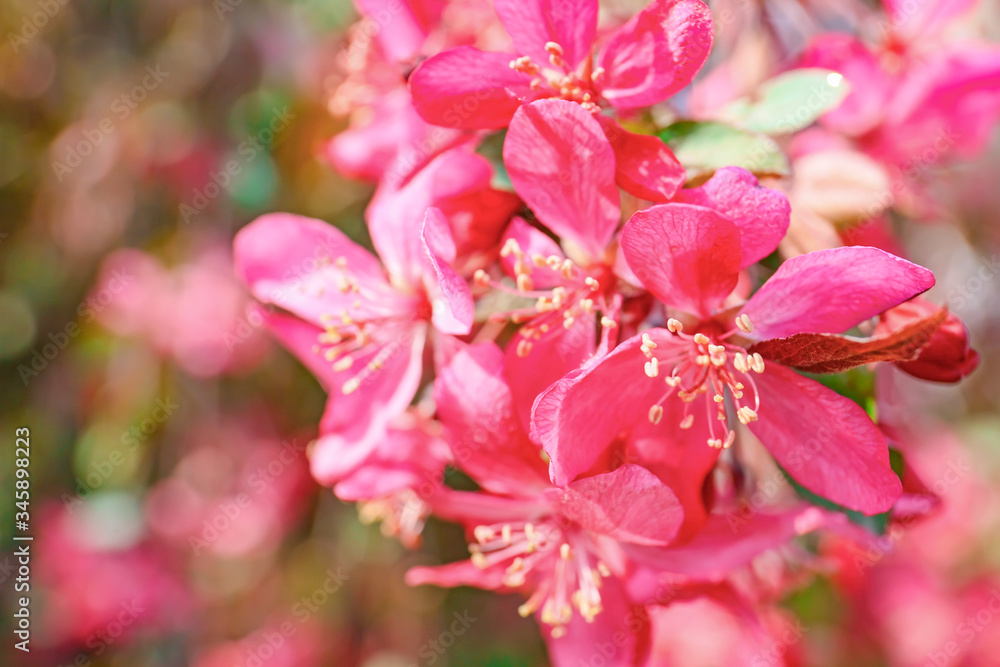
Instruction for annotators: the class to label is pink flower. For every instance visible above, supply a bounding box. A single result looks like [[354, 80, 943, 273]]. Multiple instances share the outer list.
[[409, 0, 713, 201], [410, 0, 714, 128], [798, 5, 1000, 173], [535, 199, 938, 515], [233, 206, 472, 485], [408, 343, 684, 657]]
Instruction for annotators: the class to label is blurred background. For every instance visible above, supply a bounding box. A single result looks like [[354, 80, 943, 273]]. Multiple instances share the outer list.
[[0, 0, 999, 666]]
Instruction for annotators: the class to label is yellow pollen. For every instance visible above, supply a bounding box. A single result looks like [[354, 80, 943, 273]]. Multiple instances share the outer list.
[[600, 316, 617, 328], [665, 375, 681, 387], [644, 357, 659, 378], [641, 332, 657, 349], [667, 318, 684, 333], [713, 394, 725, 403], [750, 352, 766, 373], [693, 333, 710, 345], [517, 274, 534, 292], [585, 277, 600, 290], [532, 253, 548, 267]]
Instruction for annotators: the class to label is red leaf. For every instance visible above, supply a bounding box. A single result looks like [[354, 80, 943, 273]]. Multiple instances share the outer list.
[[749, 308, 947, 374]]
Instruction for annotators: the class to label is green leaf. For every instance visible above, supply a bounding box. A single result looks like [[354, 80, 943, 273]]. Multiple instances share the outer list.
[[721, 69, 850, 135], [657, 121, 789, 181], [475, 130, 515, 192], [780, 466, 892, 535]]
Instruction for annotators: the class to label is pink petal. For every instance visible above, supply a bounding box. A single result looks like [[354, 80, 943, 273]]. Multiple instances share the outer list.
[[354, 0, 436, 63], [625, 507, 826, 580], [621, 203, 742, 319], [532, 331, 668, 487], [234, 213, 407, 327], [421, 207, 473, 335], [258, 308, 338, 391], [434, 343, 550, 494], [320, 323, 427, 433], [409, 47, 535, 129], [748, 363, 902, 514], [600, 116, 685, 202], [625, 403, 721, 542], [506, 312, 596, 433], [499, 217, 566, 289], [739, 247, 935, 340], [493, 0, 598, 68], [672, 167, 790, 267], [598, 0, 714, 107], [369, 147, 519, 283], [878, 47, 1000, 164], [504, 99, 621, 260], [551, 465, 683, 546]]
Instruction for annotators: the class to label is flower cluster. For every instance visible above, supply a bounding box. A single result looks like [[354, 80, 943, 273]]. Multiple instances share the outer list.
[[234, 0, 991, 663]]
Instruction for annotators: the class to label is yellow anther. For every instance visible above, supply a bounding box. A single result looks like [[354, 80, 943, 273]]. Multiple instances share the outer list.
[[751, 353, 766, 373], [665, 375, 681, 387], [333, 356, 354, 372], [737, 406, 758, 424], [335, 256, 348, 268], [736, 313, 754, 333], [641, 332, 657, 349], [644, 357, 659, 378], [585, 276, 600, 290], [693, 333, 710, 345], [501, 524, 512, 545], [733, 353, 749, 373], [713, 394, 725, 403], [474, 525, 495, 544], [474, 269, 490, 287], [680, 414, 694, 429], [500, 238, 523, 258], [342, 378, 361, 395], [600, 316, 617, 329], [517, 274, 535, 292], [544, 41, 564, 57], [649, 405, 664, 424], [560, 543, 572, 560]]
